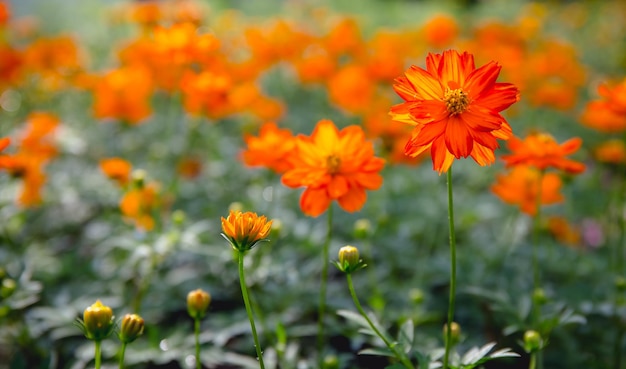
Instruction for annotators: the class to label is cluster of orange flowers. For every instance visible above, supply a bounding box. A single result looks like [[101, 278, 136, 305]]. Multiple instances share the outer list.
[[0, 112, 59, 206]]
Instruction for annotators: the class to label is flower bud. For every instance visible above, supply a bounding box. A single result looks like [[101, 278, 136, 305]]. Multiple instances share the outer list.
[[187, 289, 211, 320], [615, 276, 626, 291], [335, 245, 365, 274], [172, 210, 186, 226], [83, 300, 115, 341], [322, 354, 340, 369], [1, 278, 16, 299], [131, 169, 147, 189], [228, 202, 243, 212], [119, 314, 145, 344], [532, 288, 547, 305], [523, 330, 542, 353], [353, 219, 371, 239], [443, 321, 461, 346], [409, 288, 425, 305]]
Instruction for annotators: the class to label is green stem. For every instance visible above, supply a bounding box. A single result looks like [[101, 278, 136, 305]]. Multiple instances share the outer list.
[[442, 168, 458, 369], [238, 251, 265, 369], [195, 318, 201, 369], [531, 169, 545, 369], [95, 340, 102, 369], [317, 206, 333, 362], [528, 351, 537, 369], [118, 342, 127, 369], [347, 274, 415, 369]]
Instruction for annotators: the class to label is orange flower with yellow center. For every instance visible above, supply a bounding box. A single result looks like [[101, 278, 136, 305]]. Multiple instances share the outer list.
[[221, 210, 273, 252], [501, 133, 585, 174], [281, 119, 385, 217], [390, 49, 520, 173], [491, 165, 563, 216]]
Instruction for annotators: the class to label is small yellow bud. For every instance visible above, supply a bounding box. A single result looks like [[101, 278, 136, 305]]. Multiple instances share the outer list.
[[443, 322, 461, 346], [172, 210, 186, 225], [83, 300, 115, 341], [187, 289, 211, 320], [615, 276, 626, 291], [131, 169, 147, 188], [335, 245, 365, 274], [353, 219, 371, 239], [523, 330, 542, 352], [532, 288, 547, 305], [322, 354, 340, 369], [228, 202, 244, 212], [409, 288, 425, 305], [1, 278, 16, 299], [119, 314, 145, 344]]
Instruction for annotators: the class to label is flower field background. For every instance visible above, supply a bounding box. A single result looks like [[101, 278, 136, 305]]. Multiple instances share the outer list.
[[1, 0, 626, 368]]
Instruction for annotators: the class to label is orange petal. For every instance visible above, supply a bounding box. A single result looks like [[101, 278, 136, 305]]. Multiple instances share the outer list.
[[300, 187, 331, 217], [337, 187, 366, 213]]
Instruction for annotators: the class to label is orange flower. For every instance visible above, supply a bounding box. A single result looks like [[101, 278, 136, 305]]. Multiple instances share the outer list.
[[547, 216, 581, 248], [100, 157, 132, 186], [120, 182, 160, 231], [491, 165, 563, 216], [581, 78, 626, 133], [390, 50, 520, 173], [177, 157, 202, 179], [422, 14, 459, 49], [0, 137, 9, 152], [500, 133, 586, 174], [242, 122, 295, 173], [594, 139, 626, 164], [92, 66, 153, 124], [221, 210, 273, 252], [281, 119, 385, 217], [327, 64, 374, 114]]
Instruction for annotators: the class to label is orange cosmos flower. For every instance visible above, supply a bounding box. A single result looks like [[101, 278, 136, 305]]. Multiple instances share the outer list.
[[422, 14, 459, 49], [120, 182, 160, 231], [547, 216, 581, 248], [580, 78, 626, 133], [242, 122, 295, 173], [100, 157, 132, 186], [594, 139, 626, 165], [491, 165, 563, 216], [281, 119, 385, 217], [221, 210, 273, 252], [500, 133, 586, 174], [328, 64, 374, 114], [390, 50, 520, 173], [93, 66, 153, 124], [0, 137, 9, 152]]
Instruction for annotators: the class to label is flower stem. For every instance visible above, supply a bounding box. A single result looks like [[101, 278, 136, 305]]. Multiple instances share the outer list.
[[531, 169, 545, 369], [95, 340, 102, 369], [317, 206, 333, 362], [346, 273, 415, 369], [238, 250, 265, 369], [118, 342, 127, 369], [442, 168, 458, 369], [528, 352, 537, 369], [195, 318, 201, 369]]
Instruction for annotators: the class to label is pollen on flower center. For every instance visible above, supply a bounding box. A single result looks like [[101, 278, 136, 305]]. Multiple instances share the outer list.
[[326, 154, 342, 174], [444, 88, 469, 115]]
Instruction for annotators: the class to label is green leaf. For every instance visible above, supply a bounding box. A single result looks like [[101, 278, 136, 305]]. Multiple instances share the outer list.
[[397, 319, 414, 354]]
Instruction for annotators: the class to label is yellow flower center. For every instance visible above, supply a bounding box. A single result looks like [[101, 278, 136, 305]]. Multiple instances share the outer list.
[[326, 154, 342, 174], [444, 88, 470, 115]]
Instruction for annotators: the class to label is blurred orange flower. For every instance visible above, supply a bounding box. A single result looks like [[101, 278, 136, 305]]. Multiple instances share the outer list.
[[242, 122, 295, 173], [422, 14, 459, 49], [580, 78, 626, 133], [22, 35, 83, 90], [120, 182, 160, 231], [328, 64, 374, 113], [491, 165, 563, 216], [594, 139, 626, 164], [547, 216, 581, 248], [501, 133, 586, 174], [281, 119, 385, 217], [0, 137, 9, 152], [390, 50, 520, 173], [100, 157, 132, 186], [92, 67, 153, 124]]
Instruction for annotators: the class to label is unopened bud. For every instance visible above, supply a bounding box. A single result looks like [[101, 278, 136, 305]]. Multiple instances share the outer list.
[[187, 289, 211, 320], [172, 210, 186, 226], [443, 322, 461, 346], [523, 330, 542, 352], [409, 288, 425, 305], [335, 245, 365, 274], [615, 276, 626, 291], [82, 300, 115, 341], [1, 278, 16, 299], [119, 314, 145, 344], [131, 169, 146, 188], [532, 288, 547, 305], [228, 202, 243, 212], [322, 354, 339, 369], [353, 219, 371, 239]]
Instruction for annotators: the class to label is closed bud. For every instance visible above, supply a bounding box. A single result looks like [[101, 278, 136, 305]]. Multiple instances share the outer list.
[[532, 288, 547, 305], [83, 300, 115, 341], [523, 330, 542, 353], [1, 278, 16, 299], [172, 210, 186, 226], [322, 354, 340, 369], [409, 288, 425, 305], [131, 169, 146, 189], [335, 245, 365, 274], [228, 202, 243, 212], [615, 276, 626, 291], [353, 219, 371, 239], [443, 322, 461, 346], [119, 314, 145, 344], [187, 289, 211, 320]]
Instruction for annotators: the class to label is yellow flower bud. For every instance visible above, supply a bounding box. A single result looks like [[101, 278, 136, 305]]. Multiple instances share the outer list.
[[353, 219, 371, 239], [83, 300, 114, 341], [523, 330, 542, 353], [443, 321, 461, 346], [119, 314, 144, 344], [187, 289, 211, 320], [335, 245, 366, 274], [1, 278, 16, 299]]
